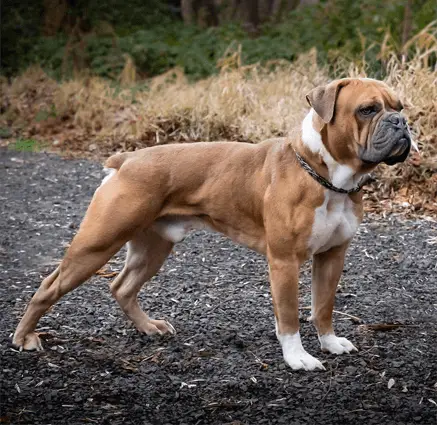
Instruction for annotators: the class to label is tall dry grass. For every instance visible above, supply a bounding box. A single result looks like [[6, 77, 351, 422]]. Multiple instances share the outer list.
[[1, 49, 328, 147], [1, 28, 436, 212]]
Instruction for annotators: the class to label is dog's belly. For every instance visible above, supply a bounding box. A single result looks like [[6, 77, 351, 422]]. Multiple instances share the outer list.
[[308, 193, 359, 255], [152, 215, 266, 253], [152, 216, 207, 243]]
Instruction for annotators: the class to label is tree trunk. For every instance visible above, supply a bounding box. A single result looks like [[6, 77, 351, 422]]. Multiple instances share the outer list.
[[204, 0, 219, 26], [246, 0, 259, 29], [271, 0, 299, 21], [43, 0, 68, 36], [288, 0, 300, 10], [181, 0, 195, 24], [259, 0, 273, 21], [182, 0, 219, 26], [271, 0, 283, 21], [299, 0, 319, 5], [230, 0, 242, 20], [401, 0, 413, 56]]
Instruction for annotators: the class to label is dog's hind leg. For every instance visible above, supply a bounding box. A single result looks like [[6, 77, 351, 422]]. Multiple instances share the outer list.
[[110, 228, 175, 336], [12, 176, 150, 351], [12, 237, 127, 351]]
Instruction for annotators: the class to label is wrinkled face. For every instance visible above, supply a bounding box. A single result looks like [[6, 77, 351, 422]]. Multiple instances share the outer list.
[[308, 79, 412, 171]]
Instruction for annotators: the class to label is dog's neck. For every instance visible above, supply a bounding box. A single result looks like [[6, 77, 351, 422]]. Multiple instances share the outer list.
[[299, 109, 360, 191]]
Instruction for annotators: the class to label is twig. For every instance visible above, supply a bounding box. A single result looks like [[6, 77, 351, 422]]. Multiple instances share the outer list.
[[358, 323, 419, 332], [140, 347, 167, 362], [300, 306, 362, 323]]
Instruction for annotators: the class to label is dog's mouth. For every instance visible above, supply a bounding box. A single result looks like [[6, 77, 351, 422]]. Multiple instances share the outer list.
[[382, 137, 411, 165], [359, 113, 412, 166]]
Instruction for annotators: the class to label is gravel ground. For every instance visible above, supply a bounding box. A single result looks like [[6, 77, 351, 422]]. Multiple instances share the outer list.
[[1, 148, 436, 425]]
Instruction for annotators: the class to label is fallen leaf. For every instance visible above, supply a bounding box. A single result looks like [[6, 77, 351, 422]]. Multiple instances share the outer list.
[[95, 269, 118, 278], [388, 378, 395, 389], [120, 360, 138, 372]]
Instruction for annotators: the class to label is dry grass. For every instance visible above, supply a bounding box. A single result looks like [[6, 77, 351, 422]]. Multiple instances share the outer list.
[[0, 49, 327, 146], [1, 31, 436, 213], [371, 24, 437, 212]]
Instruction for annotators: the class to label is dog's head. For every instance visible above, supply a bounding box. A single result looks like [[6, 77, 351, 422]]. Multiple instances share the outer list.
[[306, 78, 412, 170]]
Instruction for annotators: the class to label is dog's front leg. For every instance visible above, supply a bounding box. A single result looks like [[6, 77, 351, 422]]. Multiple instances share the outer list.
[[268, 254, 325, 371], [311, 243, 358, 355]]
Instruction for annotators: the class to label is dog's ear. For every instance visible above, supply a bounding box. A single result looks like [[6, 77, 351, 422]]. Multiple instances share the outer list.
[[306, 80, 349, 124]]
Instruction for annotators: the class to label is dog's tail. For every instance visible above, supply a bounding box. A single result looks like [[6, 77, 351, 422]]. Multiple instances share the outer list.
[[104, 152, 130, 170]]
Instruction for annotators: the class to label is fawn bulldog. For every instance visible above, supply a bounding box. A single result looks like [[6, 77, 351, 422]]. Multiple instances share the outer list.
[[13, 78, 412, 370]]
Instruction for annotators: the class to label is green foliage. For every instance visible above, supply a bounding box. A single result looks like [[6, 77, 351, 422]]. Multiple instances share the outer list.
[[84, 0, 175, 32], [1, 0, 45, 75], [26, 23, 247, 80], [7, 139, 46, 153], [30, 36, 67, 79], [35, 105, 57, 123], [0, 127, 12, 138], [262, 0, 436, 75], [1, 0, 436, 81]]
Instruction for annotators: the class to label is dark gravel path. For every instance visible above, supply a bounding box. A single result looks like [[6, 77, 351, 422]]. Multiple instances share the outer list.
[[1, 148, 436, 425]]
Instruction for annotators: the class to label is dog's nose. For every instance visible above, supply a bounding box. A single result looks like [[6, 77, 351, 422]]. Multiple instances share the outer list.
[[387, 113, 407, 128]]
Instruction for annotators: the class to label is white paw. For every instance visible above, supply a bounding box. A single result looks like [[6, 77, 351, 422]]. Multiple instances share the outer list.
[[319, 334, 358, 355], [278, 331, 325, 371], [284, 348, 325, 371]]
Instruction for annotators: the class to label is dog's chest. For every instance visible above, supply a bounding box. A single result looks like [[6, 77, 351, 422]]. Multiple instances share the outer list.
[[308, 192, 359, 255]]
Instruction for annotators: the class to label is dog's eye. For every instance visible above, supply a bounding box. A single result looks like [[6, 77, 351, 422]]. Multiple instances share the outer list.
[[359, 106, 377, 116]]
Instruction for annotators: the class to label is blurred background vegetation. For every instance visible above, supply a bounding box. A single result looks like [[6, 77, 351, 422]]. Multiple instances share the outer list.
[[2, 0, 436, 81], [1, 1, 436, 212]]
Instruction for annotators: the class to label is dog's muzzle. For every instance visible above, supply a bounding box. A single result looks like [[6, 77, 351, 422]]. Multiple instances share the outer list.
[[360, 112, 411, 166]]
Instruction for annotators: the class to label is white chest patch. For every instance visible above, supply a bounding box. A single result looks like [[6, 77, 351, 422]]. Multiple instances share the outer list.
[[301, 109, 362, 191], [309, 192, 359, 255], [302, 109, 361, 254]]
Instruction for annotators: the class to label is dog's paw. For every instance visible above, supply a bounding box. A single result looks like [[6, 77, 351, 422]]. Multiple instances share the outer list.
[[138, 319, 176, 336], [12, 332, 44, 352], [279, 332, 325, 371], [319, 334, 357, 355], [284, 348, 325, 371]]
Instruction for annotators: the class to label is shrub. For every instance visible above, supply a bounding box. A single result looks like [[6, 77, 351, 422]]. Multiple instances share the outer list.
[[2, 1, 436, 81]]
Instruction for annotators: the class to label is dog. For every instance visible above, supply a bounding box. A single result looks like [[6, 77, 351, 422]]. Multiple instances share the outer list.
[[12, 78, 412, 371]]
